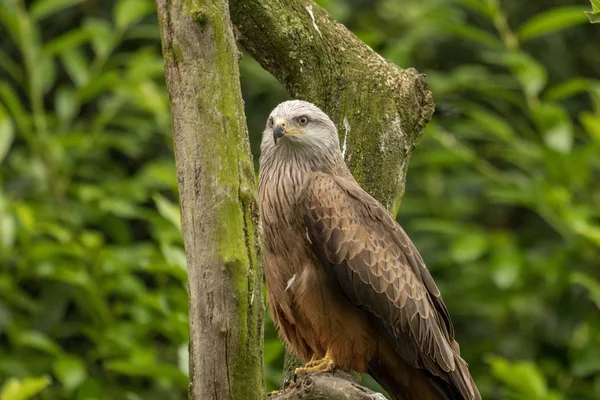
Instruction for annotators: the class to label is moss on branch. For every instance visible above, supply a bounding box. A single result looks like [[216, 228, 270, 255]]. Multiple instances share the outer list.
[[155, 0, 264, 399], [229, 0, 435, 214]]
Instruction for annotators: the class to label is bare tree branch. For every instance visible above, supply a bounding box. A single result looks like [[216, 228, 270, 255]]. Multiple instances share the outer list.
[[272, 372, 388, 400]]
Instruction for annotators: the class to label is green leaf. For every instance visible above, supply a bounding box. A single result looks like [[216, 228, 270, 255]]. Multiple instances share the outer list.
[[80, 230, 104, 249], [177, 344, 189, 376], [30, 0, 86, 20], [114, 0, 155, 30], [0, 214, 15, 250], [0, 196, 15, 249], [490, 233, 522, 289], [16, 331, 62, 356], [571, 218, 600, 246], [105, 359, 188, 387], [532, 103, 573, 153], [486, 52, 548, 98], [411, 219, 464, 235], [0, 105, 14, 164], [586, 0, 600, 23], [572, 345, 600, 377], [75, 378, 108, 399], [441, 23, 503, 49], [14, 1, 49, 96], [160, 243, 187, 269], [60, 48, 90, 87], [78, 71, 120, 101], [451, 231, 488, 263], [39, 55, 57, 95], [0, 376, 51, 400], [580, 111, 600, 143], [571, 272, 600, 309], [465, 107, 516, 140], [0, 3, 20, 44], [517, 6, 588, 42], [84, 18, 114, 58], [544, 78, 593, 101], [154, 194, 182, 231], [586, 12, 600, 23], [0, 81, 31, 134], [55, 86, 79, 124], [451, 0, 495, 20], [137, 160, 177, 189], [54, 356, 87, 392], [487, 356, 559, 399], [514, 56, 548, 98], [98, 197, 141, 218], [0, 49, 24, 86], [43, 27, 94, 56]]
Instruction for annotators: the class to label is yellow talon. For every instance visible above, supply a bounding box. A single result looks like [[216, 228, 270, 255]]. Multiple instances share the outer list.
[[303, 354, 320, 368], [294, 350, 335, 375]]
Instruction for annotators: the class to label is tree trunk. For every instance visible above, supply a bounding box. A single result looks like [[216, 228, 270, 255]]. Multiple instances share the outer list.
[[155, 1, 264, 400]]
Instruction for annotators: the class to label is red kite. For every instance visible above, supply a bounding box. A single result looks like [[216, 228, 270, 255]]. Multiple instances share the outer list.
[[258, 100, 480, 400]]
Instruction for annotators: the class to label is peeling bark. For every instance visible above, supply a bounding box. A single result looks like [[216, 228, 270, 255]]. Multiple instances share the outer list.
[[155, 0, 263, 399]]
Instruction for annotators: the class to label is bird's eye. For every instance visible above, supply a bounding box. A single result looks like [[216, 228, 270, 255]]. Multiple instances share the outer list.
[[267, 116, 274, 127], [296, 116, 309, 126]]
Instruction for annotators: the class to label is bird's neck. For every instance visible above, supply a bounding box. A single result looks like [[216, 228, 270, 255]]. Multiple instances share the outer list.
[[259, 141, 345, 183], [258, 144, 346, 223]]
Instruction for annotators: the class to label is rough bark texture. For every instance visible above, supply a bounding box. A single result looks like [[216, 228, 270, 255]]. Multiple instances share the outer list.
[[229, 1, 435, 399], [272, 372, 388, 400], [155, 1, 264, 399], [230, 0, 435, 215]]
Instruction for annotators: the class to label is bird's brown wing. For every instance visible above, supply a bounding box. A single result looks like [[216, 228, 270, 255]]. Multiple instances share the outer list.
[[302, 172, 478, 400]]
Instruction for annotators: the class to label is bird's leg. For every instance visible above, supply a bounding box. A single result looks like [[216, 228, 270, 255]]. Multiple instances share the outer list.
[[303, 354, 320, 368], [294, 350, 335, 375]]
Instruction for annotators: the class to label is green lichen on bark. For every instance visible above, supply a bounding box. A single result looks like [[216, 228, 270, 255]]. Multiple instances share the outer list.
[[156, 0, 264, 399], [172, 44, 183, 63]]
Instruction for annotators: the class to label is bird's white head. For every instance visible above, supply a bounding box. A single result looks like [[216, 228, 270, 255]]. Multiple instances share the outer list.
[[261, 100, 340, 156]]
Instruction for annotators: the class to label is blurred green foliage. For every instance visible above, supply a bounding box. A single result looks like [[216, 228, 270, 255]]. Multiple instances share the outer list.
[[0, 0, 599, 399], [1, 376, 51, 400], [0, 0, 186, 398]]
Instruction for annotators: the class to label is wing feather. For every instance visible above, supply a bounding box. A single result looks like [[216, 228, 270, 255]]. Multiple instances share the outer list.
[[303, 173, 479, 399]]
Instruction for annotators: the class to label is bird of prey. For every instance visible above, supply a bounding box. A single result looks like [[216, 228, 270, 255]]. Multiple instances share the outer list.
[[258, 100, 480, 400]]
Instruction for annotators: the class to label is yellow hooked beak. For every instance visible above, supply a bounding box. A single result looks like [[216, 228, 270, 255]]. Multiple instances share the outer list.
[[273, 119, 304, 144]]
